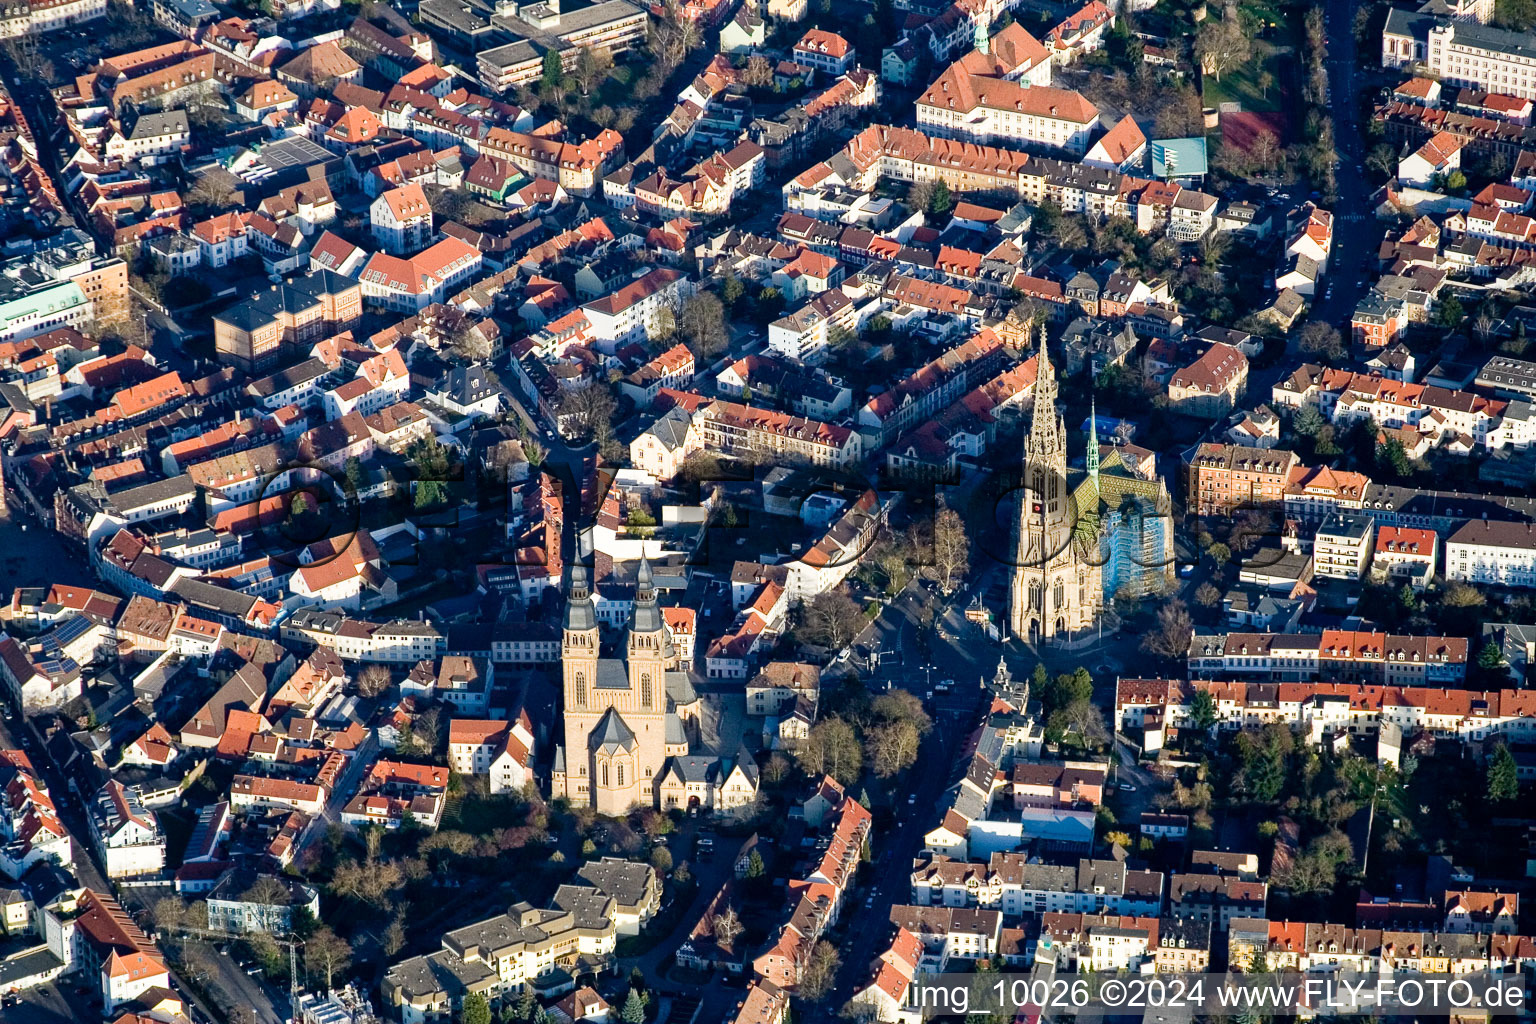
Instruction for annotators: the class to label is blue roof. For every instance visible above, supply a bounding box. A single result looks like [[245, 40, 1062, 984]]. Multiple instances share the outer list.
[[1150, 137, 1209, 179]]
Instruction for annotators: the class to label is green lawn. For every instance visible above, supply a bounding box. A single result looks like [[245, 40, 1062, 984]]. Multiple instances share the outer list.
[[440, 791, 528, 835], [1203, 46, 1285, 114]]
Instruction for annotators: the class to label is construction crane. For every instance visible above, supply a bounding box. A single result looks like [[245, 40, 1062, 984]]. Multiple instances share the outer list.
[[271, 934, 305, 1024]]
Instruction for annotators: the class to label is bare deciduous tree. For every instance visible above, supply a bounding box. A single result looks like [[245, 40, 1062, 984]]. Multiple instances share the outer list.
[[355, 663, 391, 699], [926, 497, 970, 594], [712, 905, 744, 950], [1195, 10, 1251, 82], [796, 588, 865, 651], [1141, 598, 1194, 659], [794, 717, 862, 785], [559, 379, 618, 438], [867, 720, 921, 778], [304, 925, 351, 990], [798, 940, 842, 1001]]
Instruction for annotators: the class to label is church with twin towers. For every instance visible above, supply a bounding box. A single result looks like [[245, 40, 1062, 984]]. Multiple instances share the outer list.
[[551, 557, 759, 815], [1009, 331, 1175, 644]]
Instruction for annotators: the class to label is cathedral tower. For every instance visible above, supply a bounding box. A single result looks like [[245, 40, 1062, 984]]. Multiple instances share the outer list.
[[626, 556, 669, 714], [554, 557, 672, 814], [562, 563, 599, 721], [1010, 327, 1101, 643]]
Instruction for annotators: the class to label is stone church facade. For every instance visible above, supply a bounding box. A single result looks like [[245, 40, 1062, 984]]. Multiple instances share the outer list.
[[551, 559, 758, 814], [1007, 327, 1174, 642], [1010, 335, 1103, 643]]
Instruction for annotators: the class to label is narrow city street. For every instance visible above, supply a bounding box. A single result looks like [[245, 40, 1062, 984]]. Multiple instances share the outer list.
[[1312, 0, 1384, 334], [0, 713, 226, 1024], [807, 689, 986, 1023]]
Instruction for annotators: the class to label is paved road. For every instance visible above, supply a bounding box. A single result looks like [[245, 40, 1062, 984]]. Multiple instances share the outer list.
[[616, 822, 737, 986], [1311, 0, 1383, 336], [807, 690, 989, 1022], [199, 942, 287, 1024], [0, 981, 78, 1024]]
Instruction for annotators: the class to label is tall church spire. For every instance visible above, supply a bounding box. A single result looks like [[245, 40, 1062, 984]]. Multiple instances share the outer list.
[[1086, 393, 1100, 485], [1011, 318, 1100, 645], [1026, 321, 1061, 466]]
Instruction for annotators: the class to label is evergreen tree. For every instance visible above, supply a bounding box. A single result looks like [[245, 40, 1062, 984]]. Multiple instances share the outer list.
[[930, 179, 953, 215], [621, 989, 647, 1024], [1189, 690, 1218, 731], [459, 993, 492, 1024], [541, 49, 564, 92], [1490, 744, 1519, 803]]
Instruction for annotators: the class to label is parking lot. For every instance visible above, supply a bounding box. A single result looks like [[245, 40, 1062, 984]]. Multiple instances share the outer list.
[[0, 982, 92, 1024]]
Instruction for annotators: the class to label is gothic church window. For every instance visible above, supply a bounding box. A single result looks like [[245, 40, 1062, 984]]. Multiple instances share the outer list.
[[601, 762, 608, 787], [574, 671, 586, 708], [641, 673, 652, 707]]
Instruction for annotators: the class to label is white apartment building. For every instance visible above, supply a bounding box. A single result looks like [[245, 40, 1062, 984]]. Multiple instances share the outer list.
[[447, 716, 535, 795], [104, 110, 190, 165], [1313, 512, 1375, 581], [910, 855, 1163, 920], [580, 268, 694, 353], [370, 183, 434, 254], [792, 28, 854, 76], [1383, 11, 1536, 102], [1117, 677, 1536, 747], [88, 780, 165, 879], [1447, 519, 1536, 588], [384, 899, 618, 1024], [1374, 526, 1439, 580], [435, 655, 493, 716], [0, 0, 107, 37], [916, 71, 1101, 155]]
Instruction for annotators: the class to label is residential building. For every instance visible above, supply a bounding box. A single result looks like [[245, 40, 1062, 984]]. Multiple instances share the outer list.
[[383, 897, 619, 1023], [696, 400, 863, 470], [1374, 526, 1439, 580], [916, 67, 1100, 155], [580, 269, 694, 352], [87, 781, 165, 880], [1313, 512, 1376, 581], [447, 716, 535, 795], [1168, 343, 1248, 419], [1185, 444, 1298, 517], [371, 183, 434, 254], [42, 887, 168, 1012], [1447, 519, 1536, 588], [792, 29, 853, 76], [1383, 10, 1536, 102], [206, 869, 320, 934]]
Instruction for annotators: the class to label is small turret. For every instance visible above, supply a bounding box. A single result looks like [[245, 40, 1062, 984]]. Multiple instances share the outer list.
[[564, 563, 596, 632], [629, 553, 663, 635]]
